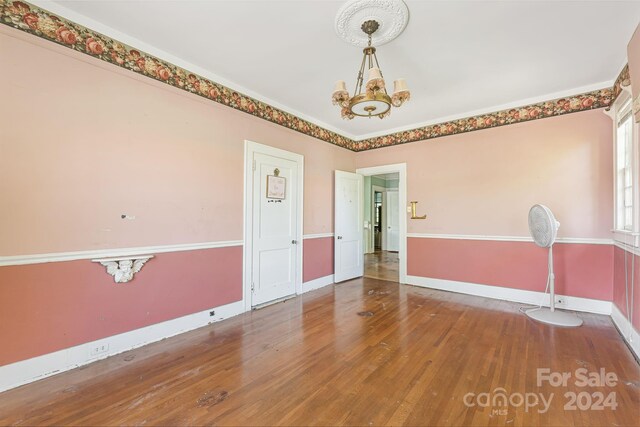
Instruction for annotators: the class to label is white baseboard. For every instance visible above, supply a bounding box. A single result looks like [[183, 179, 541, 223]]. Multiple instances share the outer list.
[[611, 304, 640, 360], [0, 300, 244, 393], [405, 275, 612, 315], [302, 274, 334, 293]]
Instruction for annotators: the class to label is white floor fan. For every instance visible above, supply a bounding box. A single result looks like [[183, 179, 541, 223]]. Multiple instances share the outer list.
[[525, 204, 583, 327]]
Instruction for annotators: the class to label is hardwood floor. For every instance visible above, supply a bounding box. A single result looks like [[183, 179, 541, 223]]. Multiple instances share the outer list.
[[0, 278, 638, 426], [365, 251, 399, 282]]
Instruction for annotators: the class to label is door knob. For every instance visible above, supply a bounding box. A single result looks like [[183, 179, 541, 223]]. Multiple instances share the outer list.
[[291, 240, 298, 244]]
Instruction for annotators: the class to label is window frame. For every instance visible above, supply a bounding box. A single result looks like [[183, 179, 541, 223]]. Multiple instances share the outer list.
[[611, 88, 640, 246]]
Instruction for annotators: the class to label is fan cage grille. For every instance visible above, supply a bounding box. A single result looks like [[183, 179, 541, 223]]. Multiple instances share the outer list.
[[528, 205, 558, 248]]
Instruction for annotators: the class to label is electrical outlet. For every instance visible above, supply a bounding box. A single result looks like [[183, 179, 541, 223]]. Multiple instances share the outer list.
[[89, 342, 109, 357]]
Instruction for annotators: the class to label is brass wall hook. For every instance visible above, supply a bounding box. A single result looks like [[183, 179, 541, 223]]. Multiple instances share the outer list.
[[410, 201, 427, 219]]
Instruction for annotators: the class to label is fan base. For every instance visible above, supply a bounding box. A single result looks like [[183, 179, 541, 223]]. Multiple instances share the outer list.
[[525, 307, 583, 327]]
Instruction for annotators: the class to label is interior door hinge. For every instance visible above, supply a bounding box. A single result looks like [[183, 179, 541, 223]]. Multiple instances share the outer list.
[[252, 160, 256, 171], [251, 282, 255, 292]]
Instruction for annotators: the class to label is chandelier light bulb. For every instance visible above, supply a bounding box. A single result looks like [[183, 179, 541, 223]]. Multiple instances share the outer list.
[[366, 67, 385, 94], [391, 78, 411, 107], [334, 80, 347, 93], [332, 80, 350, 108], [367, 67, 383, 82], [393, 78, 408, 93]]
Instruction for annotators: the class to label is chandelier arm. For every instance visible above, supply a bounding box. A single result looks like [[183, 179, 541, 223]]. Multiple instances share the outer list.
[[355, 50, 367, 95]]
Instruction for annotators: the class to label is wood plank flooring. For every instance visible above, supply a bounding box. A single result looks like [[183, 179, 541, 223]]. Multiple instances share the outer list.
[[0, 278, 638, 426], [365, 251, 399, 282]]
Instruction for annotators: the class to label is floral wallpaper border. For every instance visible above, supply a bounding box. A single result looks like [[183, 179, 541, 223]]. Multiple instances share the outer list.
[[612, 64, 630, 101], [0, 0, 625, 152], [354, 88, 613, 150]]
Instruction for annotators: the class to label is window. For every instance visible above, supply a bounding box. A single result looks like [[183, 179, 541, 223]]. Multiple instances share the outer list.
[[613, 92, 638, 242], [616, 99, 634, 231]]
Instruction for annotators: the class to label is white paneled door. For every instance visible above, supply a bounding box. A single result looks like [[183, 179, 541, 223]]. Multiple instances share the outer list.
[[250, 151, 300, 307], [385, 190, 400, 252], [334, 171, 364, 282]]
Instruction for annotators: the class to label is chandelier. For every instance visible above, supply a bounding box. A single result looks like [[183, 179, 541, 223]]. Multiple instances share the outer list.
[[331, 20, 410, 120]]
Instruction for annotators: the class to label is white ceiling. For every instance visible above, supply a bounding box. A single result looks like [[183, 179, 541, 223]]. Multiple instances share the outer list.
[[37, 0, 640, 139]]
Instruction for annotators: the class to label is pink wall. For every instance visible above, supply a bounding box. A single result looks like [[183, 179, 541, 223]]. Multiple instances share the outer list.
[[0, 246, 242, 366], [0, 20, 625, 369], [356, 109, 613, 239], [0, 26, 346, 367], [357, 108, 614, 300], [409, 238, 613, 301], [613, 246, 640, 330], [0, 27, 354, 256], [303, 237, 334, 283]]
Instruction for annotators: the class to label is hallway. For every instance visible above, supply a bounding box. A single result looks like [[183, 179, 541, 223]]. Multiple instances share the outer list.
[[364, 251, 399, 282]]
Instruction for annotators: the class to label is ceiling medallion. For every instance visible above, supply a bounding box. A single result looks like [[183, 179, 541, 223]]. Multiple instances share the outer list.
[[331, 18, 410, 120], [334, 0, 410, 47]]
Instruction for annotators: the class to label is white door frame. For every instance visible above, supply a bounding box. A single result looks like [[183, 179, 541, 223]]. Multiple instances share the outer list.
[[356, 163, 407, 283], [243, 140, 304, 312]]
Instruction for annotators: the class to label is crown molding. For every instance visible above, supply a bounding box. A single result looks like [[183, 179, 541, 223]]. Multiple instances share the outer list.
[[0, 1, 625, 152], [612, 63, 631, 102]]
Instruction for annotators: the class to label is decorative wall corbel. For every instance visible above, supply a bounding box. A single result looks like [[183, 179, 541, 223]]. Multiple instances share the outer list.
[[92, 255, 154, 283]]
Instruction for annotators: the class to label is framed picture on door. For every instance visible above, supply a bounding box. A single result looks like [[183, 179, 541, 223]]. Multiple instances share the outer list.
[[266, 174, 286, 199]]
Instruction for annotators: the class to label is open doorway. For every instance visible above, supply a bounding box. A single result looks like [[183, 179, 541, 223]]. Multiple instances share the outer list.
[[356, 163, 407, 283], [336, 163, 406, 284], [364, 173, 399, 282]]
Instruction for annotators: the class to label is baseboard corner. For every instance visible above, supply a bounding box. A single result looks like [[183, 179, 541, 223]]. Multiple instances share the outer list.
[[302, 274, 334, 293], [611, 304, 640, 361]]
